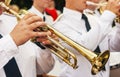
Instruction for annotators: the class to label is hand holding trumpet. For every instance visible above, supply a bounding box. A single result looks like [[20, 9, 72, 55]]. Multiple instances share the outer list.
[[10, 13, 57, 46]]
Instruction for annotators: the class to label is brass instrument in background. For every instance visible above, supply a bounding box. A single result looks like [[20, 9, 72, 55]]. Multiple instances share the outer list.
[[86, 1, 107, 7], [99, 7, 120, 24], [86, 1, 120, 7], [5, 0, 11, 6], [0, 1, 110, 75], [86, 1, 120, 24], [115, 16, 120, 23], [18, 9, 28, 15]]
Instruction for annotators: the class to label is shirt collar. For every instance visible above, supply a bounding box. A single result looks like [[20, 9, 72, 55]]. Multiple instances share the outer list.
[[84, 9, 95, 15], [0, 12, 16, 20], [63, 7, 82, 21], [29, 6, 44, 18]]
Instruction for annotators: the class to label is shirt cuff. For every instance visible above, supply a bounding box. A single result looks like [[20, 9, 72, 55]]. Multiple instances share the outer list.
[[0, 34, 19, 58]]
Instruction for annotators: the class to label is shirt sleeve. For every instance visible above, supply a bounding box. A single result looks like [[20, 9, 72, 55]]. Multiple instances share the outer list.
[[35, 47, 55, 74], [0, 34, 18, 69], [109, 23, 120, 52], [85, 10, 116, 50], [75, 10, 116, 50]]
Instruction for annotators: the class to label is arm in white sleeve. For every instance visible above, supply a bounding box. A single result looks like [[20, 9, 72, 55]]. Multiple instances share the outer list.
[[0, 34, 18, 69], [36, 48, 55, 74], [74, 10, 116, 50], [53, 10, 116, 51], [109, 23, 120, 51]]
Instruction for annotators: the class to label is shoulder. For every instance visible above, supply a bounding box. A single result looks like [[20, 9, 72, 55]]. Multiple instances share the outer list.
[[53, 14, 63, 25], [3, 12, 16, 17], [0, 13, 16, 22], [0, 12, 16, 20]]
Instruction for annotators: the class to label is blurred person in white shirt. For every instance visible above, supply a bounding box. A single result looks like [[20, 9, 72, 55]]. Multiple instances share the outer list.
[[28, 0, 53, 25]]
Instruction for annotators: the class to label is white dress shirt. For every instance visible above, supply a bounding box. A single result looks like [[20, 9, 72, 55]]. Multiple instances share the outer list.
[[0, 13, 55, 77], [52, 8, 116, 77], [28, 6, 53, 25]]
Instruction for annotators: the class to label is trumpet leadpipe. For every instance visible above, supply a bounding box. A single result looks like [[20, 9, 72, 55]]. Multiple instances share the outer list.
[[0, 2, 22, 19]]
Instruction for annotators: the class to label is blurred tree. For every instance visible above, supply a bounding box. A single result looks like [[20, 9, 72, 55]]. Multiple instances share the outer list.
[[11, 0, 33, 9], [54, 0, 65, 13]]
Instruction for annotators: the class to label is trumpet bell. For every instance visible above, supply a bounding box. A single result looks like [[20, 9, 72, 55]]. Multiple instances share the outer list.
[[91, 50, 110, 75]]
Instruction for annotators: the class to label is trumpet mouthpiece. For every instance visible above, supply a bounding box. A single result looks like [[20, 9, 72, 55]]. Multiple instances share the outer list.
[[86, 1, 96, 6]]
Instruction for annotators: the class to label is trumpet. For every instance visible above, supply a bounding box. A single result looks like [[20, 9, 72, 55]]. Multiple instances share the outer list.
[[86, 1, 120, 24], [86, 1, 120, 7], [86, 1, 107, 7], [0, 1, 110, 75]]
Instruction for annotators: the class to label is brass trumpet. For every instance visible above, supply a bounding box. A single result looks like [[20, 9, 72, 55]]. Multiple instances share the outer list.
[[86, 1, 120, 7], [0, 1, 110, 75], [86, 1, 120, 24], [86, 1, 107, 7]]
